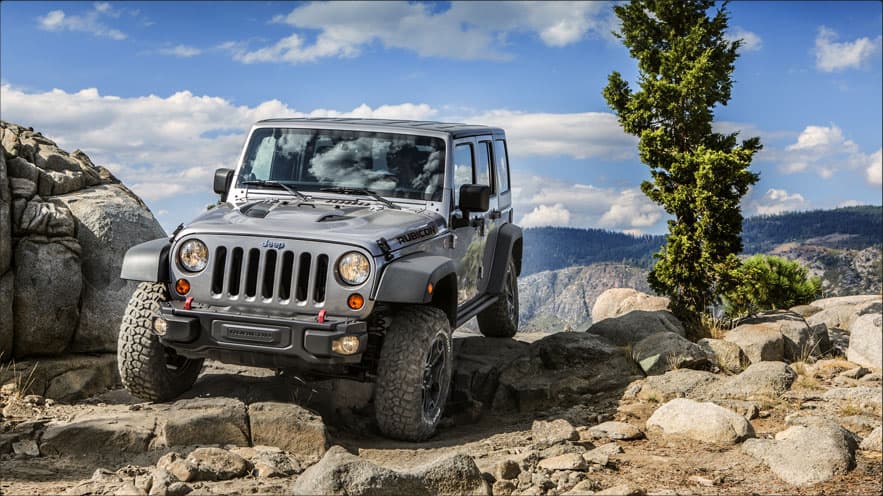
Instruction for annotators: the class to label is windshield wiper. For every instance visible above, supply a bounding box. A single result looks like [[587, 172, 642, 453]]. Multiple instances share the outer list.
[[320, 187, 401, 210], [242, 180, 311, 202]]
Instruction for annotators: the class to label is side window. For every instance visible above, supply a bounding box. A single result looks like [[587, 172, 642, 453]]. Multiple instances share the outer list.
[[475, 141, 493, 192], [453, 143, 474, 206], [494, 140, 510, 193]]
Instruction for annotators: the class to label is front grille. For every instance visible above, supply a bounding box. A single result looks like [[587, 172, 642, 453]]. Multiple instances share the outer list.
[[210, 245, 329, 304]]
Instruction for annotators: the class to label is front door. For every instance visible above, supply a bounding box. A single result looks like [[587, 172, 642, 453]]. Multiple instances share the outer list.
[[450, 137, 496, 305]]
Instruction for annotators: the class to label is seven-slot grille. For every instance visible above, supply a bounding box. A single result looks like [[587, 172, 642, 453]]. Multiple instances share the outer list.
[[210, 246, 329, 304]]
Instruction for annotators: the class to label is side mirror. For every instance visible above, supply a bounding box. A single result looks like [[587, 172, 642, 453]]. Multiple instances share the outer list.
[[459, 184, 490, 213], [213, 168, 234, 200]]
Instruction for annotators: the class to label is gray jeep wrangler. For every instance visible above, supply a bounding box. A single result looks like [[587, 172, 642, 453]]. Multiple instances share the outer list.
[[118, 118, 522, 441]]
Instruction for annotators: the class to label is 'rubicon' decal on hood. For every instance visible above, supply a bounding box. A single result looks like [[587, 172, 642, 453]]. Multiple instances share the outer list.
[[395, 225, 438, 245]]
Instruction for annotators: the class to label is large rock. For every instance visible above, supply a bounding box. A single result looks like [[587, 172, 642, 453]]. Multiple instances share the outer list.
[[697, 338, 749, 374], [635, 369, 720, 402], [586, 310, 685, 346], [1, 121, 162, 358], [742, 424, 857, 485], [13, 238, 82, 357], [159, 397, 250, 447], [0, 150, 11, 275], [646, 398, 754, 445], [0, 353, 119, 402], [807, 295, 882, 331], [722, 324, 784, 363], [15, 199, 77, 237], [290, 445, 489, 495], [632, 332, 709, 375], [737, 311, 830, 360], [699, 361, 796, 401], [57, 184, 166, 352], [847, 313, 882, 369], [248, 402, 328, 461], [452, 336, 530, 411], [591, 288, 669, 322], [822, 387, 882, 413], [531, 418, 578, 444], [0, 271, 12, 359], [586, 421, 644, 441], [182, 447, 251, 482], [41, 412, 156, 456], [810, 294, 881, 310], [860, 426, 882, 452], [494, 332, 644, 412]]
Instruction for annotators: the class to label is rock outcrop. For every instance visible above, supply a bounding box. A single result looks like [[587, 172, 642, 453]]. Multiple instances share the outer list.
[[847, 313, 882, 369], [591, 288, 670, 323], [518, 266, 654, 332], [0, 120, 165, 363]]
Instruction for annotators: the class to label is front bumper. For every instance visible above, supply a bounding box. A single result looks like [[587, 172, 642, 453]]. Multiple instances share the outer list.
[[157, 301, 368, 365]]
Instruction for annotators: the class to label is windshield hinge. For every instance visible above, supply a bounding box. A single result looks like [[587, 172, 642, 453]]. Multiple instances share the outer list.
[[377, 238, 394, 261], [169, 223, 184, 240]]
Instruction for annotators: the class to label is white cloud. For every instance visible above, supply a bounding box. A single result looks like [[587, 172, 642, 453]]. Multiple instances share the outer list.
[[597, 189, 663, 228], [228, 1, 614, 63], [37, 3, 127, 40], [815, 27, 882, 72], [158, 45, 202, 58], [838, 199, 863, 208], [512, 175, 666, 231], [726, 27, 762, 52], [780, 124, 868, 179], [866, 149, 882, 186], [1, 83, 649, 231], [0, 84, 438, 202], [749, 188, 809, 216], [519, 204, 571, 228], [467, 110, 635, 160]]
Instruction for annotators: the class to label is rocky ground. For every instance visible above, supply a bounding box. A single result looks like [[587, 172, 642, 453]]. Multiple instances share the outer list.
[[2, 292, 881, 496]]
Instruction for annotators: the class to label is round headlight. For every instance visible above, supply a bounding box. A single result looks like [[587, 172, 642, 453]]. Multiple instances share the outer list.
[[178, 239, 209, 272], [337, 252, 370, 286]]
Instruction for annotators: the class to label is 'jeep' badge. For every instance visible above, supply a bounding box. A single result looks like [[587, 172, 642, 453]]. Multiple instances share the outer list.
[[261, 240, 285, 249]]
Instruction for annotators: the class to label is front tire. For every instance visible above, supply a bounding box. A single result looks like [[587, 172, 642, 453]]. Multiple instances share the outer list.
[[477, 259, 519, 338], [118, 282, 203, 402], [374, 305, 453, 441]]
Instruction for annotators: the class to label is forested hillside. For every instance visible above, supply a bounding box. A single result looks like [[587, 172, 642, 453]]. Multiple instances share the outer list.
[[521, 205, 882, 276], [521, 228, 664, 275], [741, 206, 882, 252]]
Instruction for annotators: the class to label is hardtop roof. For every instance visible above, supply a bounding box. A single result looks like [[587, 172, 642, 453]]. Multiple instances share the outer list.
[[255, 117, 504, 139]]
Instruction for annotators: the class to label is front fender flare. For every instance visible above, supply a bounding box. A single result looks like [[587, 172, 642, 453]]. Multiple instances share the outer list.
[[120, 238, 172, 283], [373, 254, 456, 304]]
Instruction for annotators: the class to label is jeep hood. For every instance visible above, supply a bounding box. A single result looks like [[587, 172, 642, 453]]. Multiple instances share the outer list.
[[178, 200, 447, 256]]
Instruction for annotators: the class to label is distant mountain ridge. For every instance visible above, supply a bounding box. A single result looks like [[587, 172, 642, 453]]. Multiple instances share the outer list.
[[522, 205, 882, 276], [517, 205, 882, 332]]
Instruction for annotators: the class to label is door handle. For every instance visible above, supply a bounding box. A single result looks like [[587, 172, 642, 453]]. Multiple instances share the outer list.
[[489, 209, 502, 220]]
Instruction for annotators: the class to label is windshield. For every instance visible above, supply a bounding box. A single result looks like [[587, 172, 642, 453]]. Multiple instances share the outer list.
[[236, 127, 446, 202]]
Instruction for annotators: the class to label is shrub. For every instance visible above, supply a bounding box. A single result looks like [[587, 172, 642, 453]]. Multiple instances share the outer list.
[[723, 255, 821, 317]]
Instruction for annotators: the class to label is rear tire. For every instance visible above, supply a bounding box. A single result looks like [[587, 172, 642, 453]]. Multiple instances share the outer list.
[[477, 259, 519, 338], [374, 305, 452, 441], [118, 282, 203, 402]]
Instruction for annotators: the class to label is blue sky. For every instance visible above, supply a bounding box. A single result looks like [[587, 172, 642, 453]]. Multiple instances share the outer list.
[[1, 1, 881, 234]]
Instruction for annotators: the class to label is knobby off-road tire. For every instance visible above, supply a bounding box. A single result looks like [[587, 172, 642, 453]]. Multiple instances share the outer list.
[[374, 305, 453, 441], [477, 259, 519, 338], [118, 282, 203, 402]]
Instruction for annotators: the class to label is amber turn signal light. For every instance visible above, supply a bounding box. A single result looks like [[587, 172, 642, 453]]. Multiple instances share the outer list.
[[347, 293, 364, 310], [175, 278, 191, 295]]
